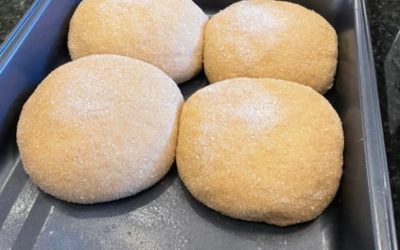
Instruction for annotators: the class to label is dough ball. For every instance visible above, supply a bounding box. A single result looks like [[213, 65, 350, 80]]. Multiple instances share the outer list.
[[68, 0, 208, 84], [17, 55, 183, 204], [204, 0, 338, 93], [176, 78, 343, 226]]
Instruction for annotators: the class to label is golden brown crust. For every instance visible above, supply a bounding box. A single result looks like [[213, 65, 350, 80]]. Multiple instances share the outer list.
[[17, 55, 183, 204], [68, 0, 208, 84], [204, 0, 338, 93], [176, 78, 343, 226]]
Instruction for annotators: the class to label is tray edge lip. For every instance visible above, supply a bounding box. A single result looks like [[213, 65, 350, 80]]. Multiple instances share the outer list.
[[354, 0, 398, 248]]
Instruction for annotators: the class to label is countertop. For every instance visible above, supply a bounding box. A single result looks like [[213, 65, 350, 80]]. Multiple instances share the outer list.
[[0, 0, 400, 240], [0, 0, 33, 42]]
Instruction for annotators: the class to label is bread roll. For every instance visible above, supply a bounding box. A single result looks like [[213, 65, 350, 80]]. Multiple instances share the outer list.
[[68, 0, 208, 84], [177, 78, 343, 226], [204, 0, 338, 93], [17, 55, 183, 204]]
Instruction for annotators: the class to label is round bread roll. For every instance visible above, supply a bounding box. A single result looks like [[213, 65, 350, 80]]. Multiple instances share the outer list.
[[204, 0, 338, 93], [68, 0, 208, 84], [17, 55, 184, 204], [176, 78, 343, 226]]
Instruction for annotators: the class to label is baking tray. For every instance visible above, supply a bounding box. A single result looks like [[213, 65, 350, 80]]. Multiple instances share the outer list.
[[0, 0, 397, 249]]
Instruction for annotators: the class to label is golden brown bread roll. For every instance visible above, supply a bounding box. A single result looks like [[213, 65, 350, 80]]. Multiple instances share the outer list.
[[177, 78, 343, 226], [204, 0, 338, 93], [68, 0, 208, 84], [17, 55, 183, 204]]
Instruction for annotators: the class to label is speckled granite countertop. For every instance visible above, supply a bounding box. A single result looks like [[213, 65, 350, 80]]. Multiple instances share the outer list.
[[0, 0, 34, 42], [1, 0, 400, 239]]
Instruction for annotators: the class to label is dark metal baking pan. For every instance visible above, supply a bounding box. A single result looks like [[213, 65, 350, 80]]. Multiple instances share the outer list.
[[0, 0, 397, 249]]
